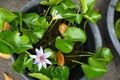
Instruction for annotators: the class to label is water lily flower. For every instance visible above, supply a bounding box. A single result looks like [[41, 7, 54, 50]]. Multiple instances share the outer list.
[[30, 46, 52, 71], [52, 10, 63, 20]]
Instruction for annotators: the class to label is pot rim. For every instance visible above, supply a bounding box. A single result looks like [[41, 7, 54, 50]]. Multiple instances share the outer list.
[[11, 0, 102, 80], [107, 0, 120, 56]]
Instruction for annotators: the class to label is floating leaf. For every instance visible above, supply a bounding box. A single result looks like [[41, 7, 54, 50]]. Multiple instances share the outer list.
[[64, 27, 86, 42], [55, 37, 74, 53], [81, 57, 107, 79]]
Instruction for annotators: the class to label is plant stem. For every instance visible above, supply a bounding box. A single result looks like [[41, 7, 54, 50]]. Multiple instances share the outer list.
[[97, 58, 109, 62], [73, 50, 95, 55], [83, 20, 88, 31], [25, 51, 31, 55], [19, 12, 23, 31], [45, 6, 52, 18], [47, 20, 58, 33], [65, 54, 92, 58], [72, 60, 84, 65]]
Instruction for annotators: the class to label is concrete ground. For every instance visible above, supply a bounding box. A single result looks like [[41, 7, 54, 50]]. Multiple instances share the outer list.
[[0, 0, 120, 80]]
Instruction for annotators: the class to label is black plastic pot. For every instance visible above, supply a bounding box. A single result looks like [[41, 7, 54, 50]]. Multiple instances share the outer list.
[[107, 0, 120, 56], [11, 0, 102, 80]]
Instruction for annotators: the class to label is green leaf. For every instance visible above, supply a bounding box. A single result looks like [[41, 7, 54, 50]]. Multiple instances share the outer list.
[[60, 0, 77, 10], [100, 47, 113, 64], [55, 37, 74, 54], [52, 78, 60, 80], [50, 66, 69, 80], [115, 18, 120, 39], [12, 53, 33, 73], [10, 12, 22, 30], [84, 10, 102, 23], [50, 5, 75, 19], [23, 13, 49, 30], [86, 0, 95, 10], [44, 48, 56, 59], [0, 31, 32, 54], [75, 14, 83, 24], [116, 1, 120, 11], [28, 73, 51, 80], [23, 29, 45, 44], [81, 57, 107, 79], [40, 0, 63, 6], [90, 11, 102, 23], [0, 7, 17, 29], [80, 0, 88, 13], [0, 7, 17, 22], [64, 27, 86, 42], [0, 16, 5, 30]]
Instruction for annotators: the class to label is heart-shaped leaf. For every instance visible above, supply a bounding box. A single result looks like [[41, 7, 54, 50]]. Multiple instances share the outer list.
[[55, 37, 74, 53], [81, 57, 107, 79], [23, 13, 49, 30], [64, 27, 86, 43], [23, 29, 45, 44], [100, 47, 113, 64], [0, 7, 17, 22], [0, 31, 32, 54]]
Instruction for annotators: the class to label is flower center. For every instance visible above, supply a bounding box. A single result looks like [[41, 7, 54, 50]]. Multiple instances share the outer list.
[[39, 56, 44, 61]]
